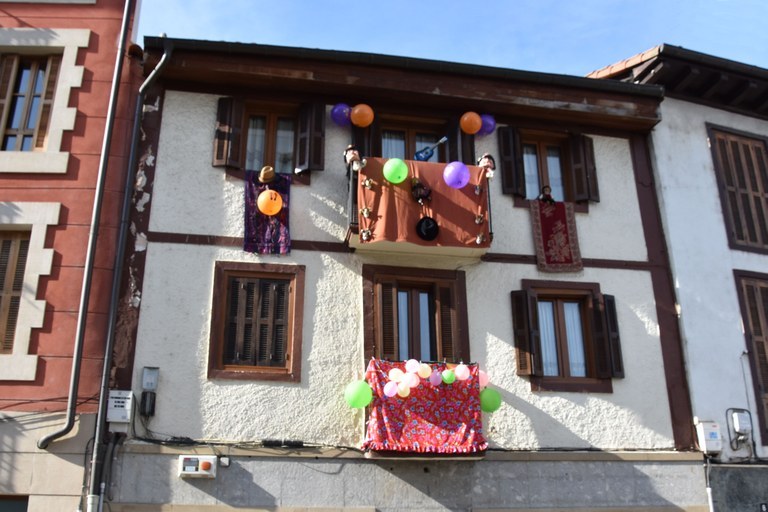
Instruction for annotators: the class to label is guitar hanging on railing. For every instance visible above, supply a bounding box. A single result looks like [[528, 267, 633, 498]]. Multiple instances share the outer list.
[[413, 136, 448, 162]]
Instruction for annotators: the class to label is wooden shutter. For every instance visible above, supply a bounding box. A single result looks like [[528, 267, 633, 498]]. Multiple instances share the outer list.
[[0, 55, 19, 139], [295, 102, 326, 172], [213, 97, 244, 168], [34, 55, 60, 150], [225, 277, 288, 367], [0, 234, 29, 354], [570, 134, 599, 202], [591, 292, 613, 379], [352, 119, 382, 159], [739, 278, 768, 435], [436, 283, 456, 361], [378, 281, 399, 360], [498, 126, 526, 197], [447, 118, 476, 165], [510, 290, 541, 375], [603, 294, 624, 378]]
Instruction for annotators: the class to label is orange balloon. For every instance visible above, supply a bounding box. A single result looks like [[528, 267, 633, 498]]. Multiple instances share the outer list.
[[460, 111, 482, 135], [257, 189, 283, 216], [350, 104, 374, 128]]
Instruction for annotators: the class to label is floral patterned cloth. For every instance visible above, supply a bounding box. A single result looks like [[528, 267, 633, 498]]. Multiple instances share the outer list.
[[362, 359, 487, 454], [244, 171, 291, 254], [530, 200, 582, 272]]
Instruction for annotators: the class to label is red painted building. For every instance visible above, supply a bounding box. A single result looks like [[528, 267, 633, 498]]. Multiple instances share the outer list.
[[0, 1, 140, 510]]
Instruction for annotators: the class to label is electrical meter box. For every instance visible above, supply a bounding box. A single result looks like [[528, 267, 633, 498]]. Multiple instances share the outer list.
[[732, 411, 752, 435], [695, 420, 722, 454], [107, 390, 133, 432], [178, 455, 217, 479]]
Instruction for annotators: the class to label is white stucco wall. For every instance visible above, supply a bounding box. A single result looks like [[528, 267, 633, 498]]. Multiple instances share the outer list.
[[651, 97, 768, 460], [130, 91, 675, 450]]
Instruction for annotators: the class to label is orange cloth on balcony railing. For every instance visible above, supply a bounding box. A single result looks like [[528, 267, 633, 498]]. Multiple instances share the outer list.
[[362, 358, 487, 454], [357, 158, 490, 248]]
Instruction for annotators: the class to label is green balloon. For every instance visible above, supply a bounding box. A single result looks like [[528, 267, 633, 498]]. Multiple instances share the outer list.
[[441, 369, 456, 384], [480, 388, 502, 413], [344, 380, 373, 408], [383, 158, 408, 184]]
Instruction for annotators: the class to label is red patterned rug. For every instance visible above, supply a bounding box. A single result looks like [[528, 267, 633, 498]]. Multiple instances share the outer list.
[[362, 359, 487, 454], [530, 200, 583, 272]]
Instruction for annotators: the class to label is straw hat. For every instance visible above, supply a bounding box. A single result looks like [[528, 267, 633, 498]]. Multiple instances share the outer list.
[[258, 165, 275, 183]]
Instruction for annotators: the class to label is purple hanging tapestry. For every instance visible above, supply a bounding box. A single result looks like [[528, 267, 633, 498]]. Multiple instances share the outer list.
[[244, 170, 291, 254]]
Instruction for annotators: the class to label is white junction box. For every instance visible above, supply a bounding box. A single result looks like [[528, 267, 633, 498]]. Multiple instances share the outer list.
[[695, 420, 722, 454], [178, 455, 217, 479], [107, 390, 133, 432]]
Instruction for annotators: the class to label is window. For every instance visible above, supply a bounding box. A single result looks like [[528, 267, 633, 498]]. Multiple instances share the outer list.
[[213, 98, 325, 178], [511, 280, 623, 392], [352, 114, 476, 165], [498, 127, 599, 203], [208, 262, 304, 381], [0, 28, 89, 174], [244, 107, 296, 174], [381, 123, 447, 163], [0, 55, 60, 151], [708, 125, 768, 253], [734, 271, 768, 444], [362, 265, 469, 362], [0, 232, 29, 354], [0, 201, 59, 381]]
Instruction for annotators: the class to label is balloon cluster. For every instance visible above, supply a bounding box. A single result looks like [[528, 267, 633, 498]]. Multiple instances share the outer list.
[[331, 103, 375, 128], [344, 360, 501, 413], [459, 111, 496, 136]]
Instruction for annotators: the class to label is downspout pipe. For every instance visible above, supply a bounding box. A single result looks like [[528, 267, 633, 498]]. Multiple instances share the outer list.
[[37, 0, 135, 451], [84, 35, 173, 512]]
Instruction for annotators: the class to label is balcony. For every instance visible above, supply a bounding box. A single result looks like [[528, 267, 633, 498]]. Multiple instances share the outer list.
[[347, 158, 492, 257]]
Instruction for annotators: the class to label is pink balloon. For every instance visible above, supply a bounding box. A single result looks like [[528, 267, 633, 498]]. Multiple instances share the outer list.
[[479, 370, 490, 388], [384, 380, 399, 398], [405, 359, 420, 374], [405, 372, 420, 388], [454, 363, 470, 381], [429, 370, 442, 386]]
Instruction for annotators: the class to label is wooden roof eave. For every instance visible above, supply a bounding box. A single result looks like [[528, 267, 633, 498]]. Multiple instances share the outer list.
[[142, 40, 662, 131]]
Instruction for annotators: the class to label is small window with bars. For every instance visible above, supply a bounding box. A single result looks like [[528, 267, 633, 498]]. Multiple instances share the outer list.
[[209, 261, 304, 381], [0, 232, 30, 354]]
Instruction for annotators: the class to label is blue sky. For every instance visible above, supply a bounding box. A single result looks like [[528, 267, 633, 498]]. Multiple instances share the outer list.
[[136, 0, 768, 77]]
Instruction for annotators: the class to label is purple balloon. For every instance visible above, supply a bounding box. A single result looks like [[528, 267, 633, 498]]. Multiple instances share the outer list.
[[330, 103, 351, 127], [443, 161, 470, 189], [478, 114, 496, 136]]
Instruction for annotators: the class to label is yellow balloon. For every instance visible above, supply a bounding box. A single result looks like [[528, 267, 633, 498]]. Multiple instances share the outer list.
[[397, 382, 411, 397], [417, 363, 432, 379]]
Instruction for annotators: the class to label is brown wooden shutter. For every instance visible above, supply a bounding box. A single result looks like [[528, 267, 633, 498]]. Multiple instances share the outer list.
[[739, 278, 768, 436], [0, 234, 29, 354], [378, 281, 398, 360], [352, 119, 382, 158], [295, 102, 326, 172], [0, 55, 19, 138], [570, 134, 599, 202], [510, 290, 540, 375], [35, 55, 60, 150], [603, 294, 624, 378], [213, 97, 244, 168], [436, 283, 456, 362], [447, 119, 476, 165], [591, 292, 613, 379], [498, 126, 526, 197]]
